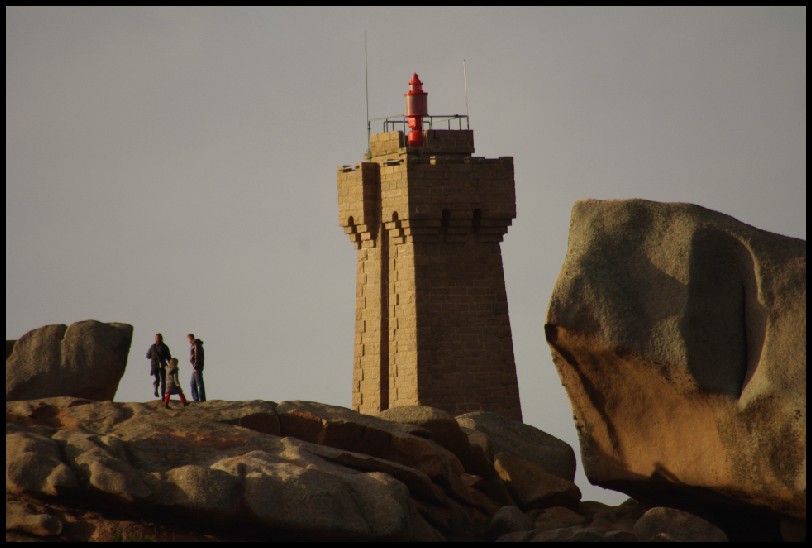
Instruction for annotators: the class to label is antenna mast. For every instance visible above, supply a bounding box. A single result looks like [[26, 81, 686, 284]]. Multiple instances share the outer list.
[[364, 32, 371, 160], [463, 59, 470, 127]]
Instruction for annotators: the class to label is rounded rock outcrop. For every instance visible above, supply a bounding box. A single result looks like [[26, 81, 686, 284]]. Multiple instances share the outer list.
[[6, 320, 133, 401]]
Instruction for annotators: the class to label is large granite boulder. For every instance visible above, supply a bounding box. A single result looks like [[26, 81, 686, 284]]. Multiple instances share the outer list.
[[6, 320, 133, 401], [545, 199, 806, 523]]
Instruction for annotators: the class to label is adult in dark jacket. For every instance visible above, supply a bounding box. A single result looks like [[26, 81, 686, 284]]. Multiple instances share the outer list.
[[187, 333, 206, 402], [146, 333, 171, 398]]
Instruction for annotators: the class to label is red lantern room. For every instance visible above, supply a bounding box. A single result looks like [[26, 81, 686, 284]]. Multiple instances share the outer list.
[[404, 73, 428, 147]]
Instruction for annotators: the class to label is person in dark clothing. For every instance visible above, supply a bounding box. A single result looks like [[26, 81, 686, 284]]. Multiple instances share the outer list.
[[163, 358, 189, 409], [146, 333, 171, 398], [187, 333, 206, 402]]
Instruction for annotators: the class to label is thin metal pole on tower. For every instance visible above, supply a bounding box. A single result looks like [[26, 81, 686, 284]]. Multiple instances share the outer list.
[[364, 32, 371, 159], [463, 59, 469, 128]]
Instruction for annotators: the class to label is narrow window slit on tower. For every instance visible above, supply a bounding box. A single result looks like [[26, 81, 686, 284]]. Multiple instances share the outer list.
[[473, 209, 482, 238], [442, 209, 451, 241]]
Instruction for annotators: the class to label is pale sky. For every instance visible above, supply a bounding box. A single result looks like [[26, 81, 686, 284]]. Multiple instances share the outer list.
[[6, 7, 805, 505]]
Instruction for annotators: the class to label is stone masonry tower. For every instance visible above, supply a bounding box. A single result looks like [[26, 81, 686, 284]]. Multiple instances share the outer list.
[[337, 75, 521, 421]]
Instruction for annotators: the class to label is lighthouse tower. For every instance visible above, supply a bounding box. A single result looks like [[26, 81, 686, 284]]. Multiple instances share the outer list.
[[337, 74, 521, 421]]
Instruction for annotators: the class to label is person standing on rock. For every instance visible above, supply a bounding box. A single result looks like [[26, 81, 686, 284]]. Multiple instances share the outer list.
[[146, 333, 171, 398], [163, 358, 190, 409], [188, 333, 206, 402]]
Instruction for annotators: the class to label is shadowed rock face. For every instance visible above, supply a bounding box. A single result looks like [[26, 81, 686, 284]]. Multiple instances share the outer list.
[[545, 199, 806, 523], [6, 320, 133, 401]]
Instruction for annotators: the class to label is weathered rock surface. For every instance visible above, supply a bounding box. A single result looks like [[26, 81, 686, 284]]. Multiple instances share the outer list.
[[633, 506, 728, 542], [515, 526, 638, 542], [5, 397, 759, 542], [530, 505, 586, 532], [495, 498, 704, 543], [5, 398, 516, 541], [546, 199, 806, 526], [6, 320, 133, 401], [378, 405, 492, 477], [456, 410, 576, 481], [6, 500, 63, 537], [6, 398, 435, 541], [487, 505, 533, 540], [493, 452, 581, 511]]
